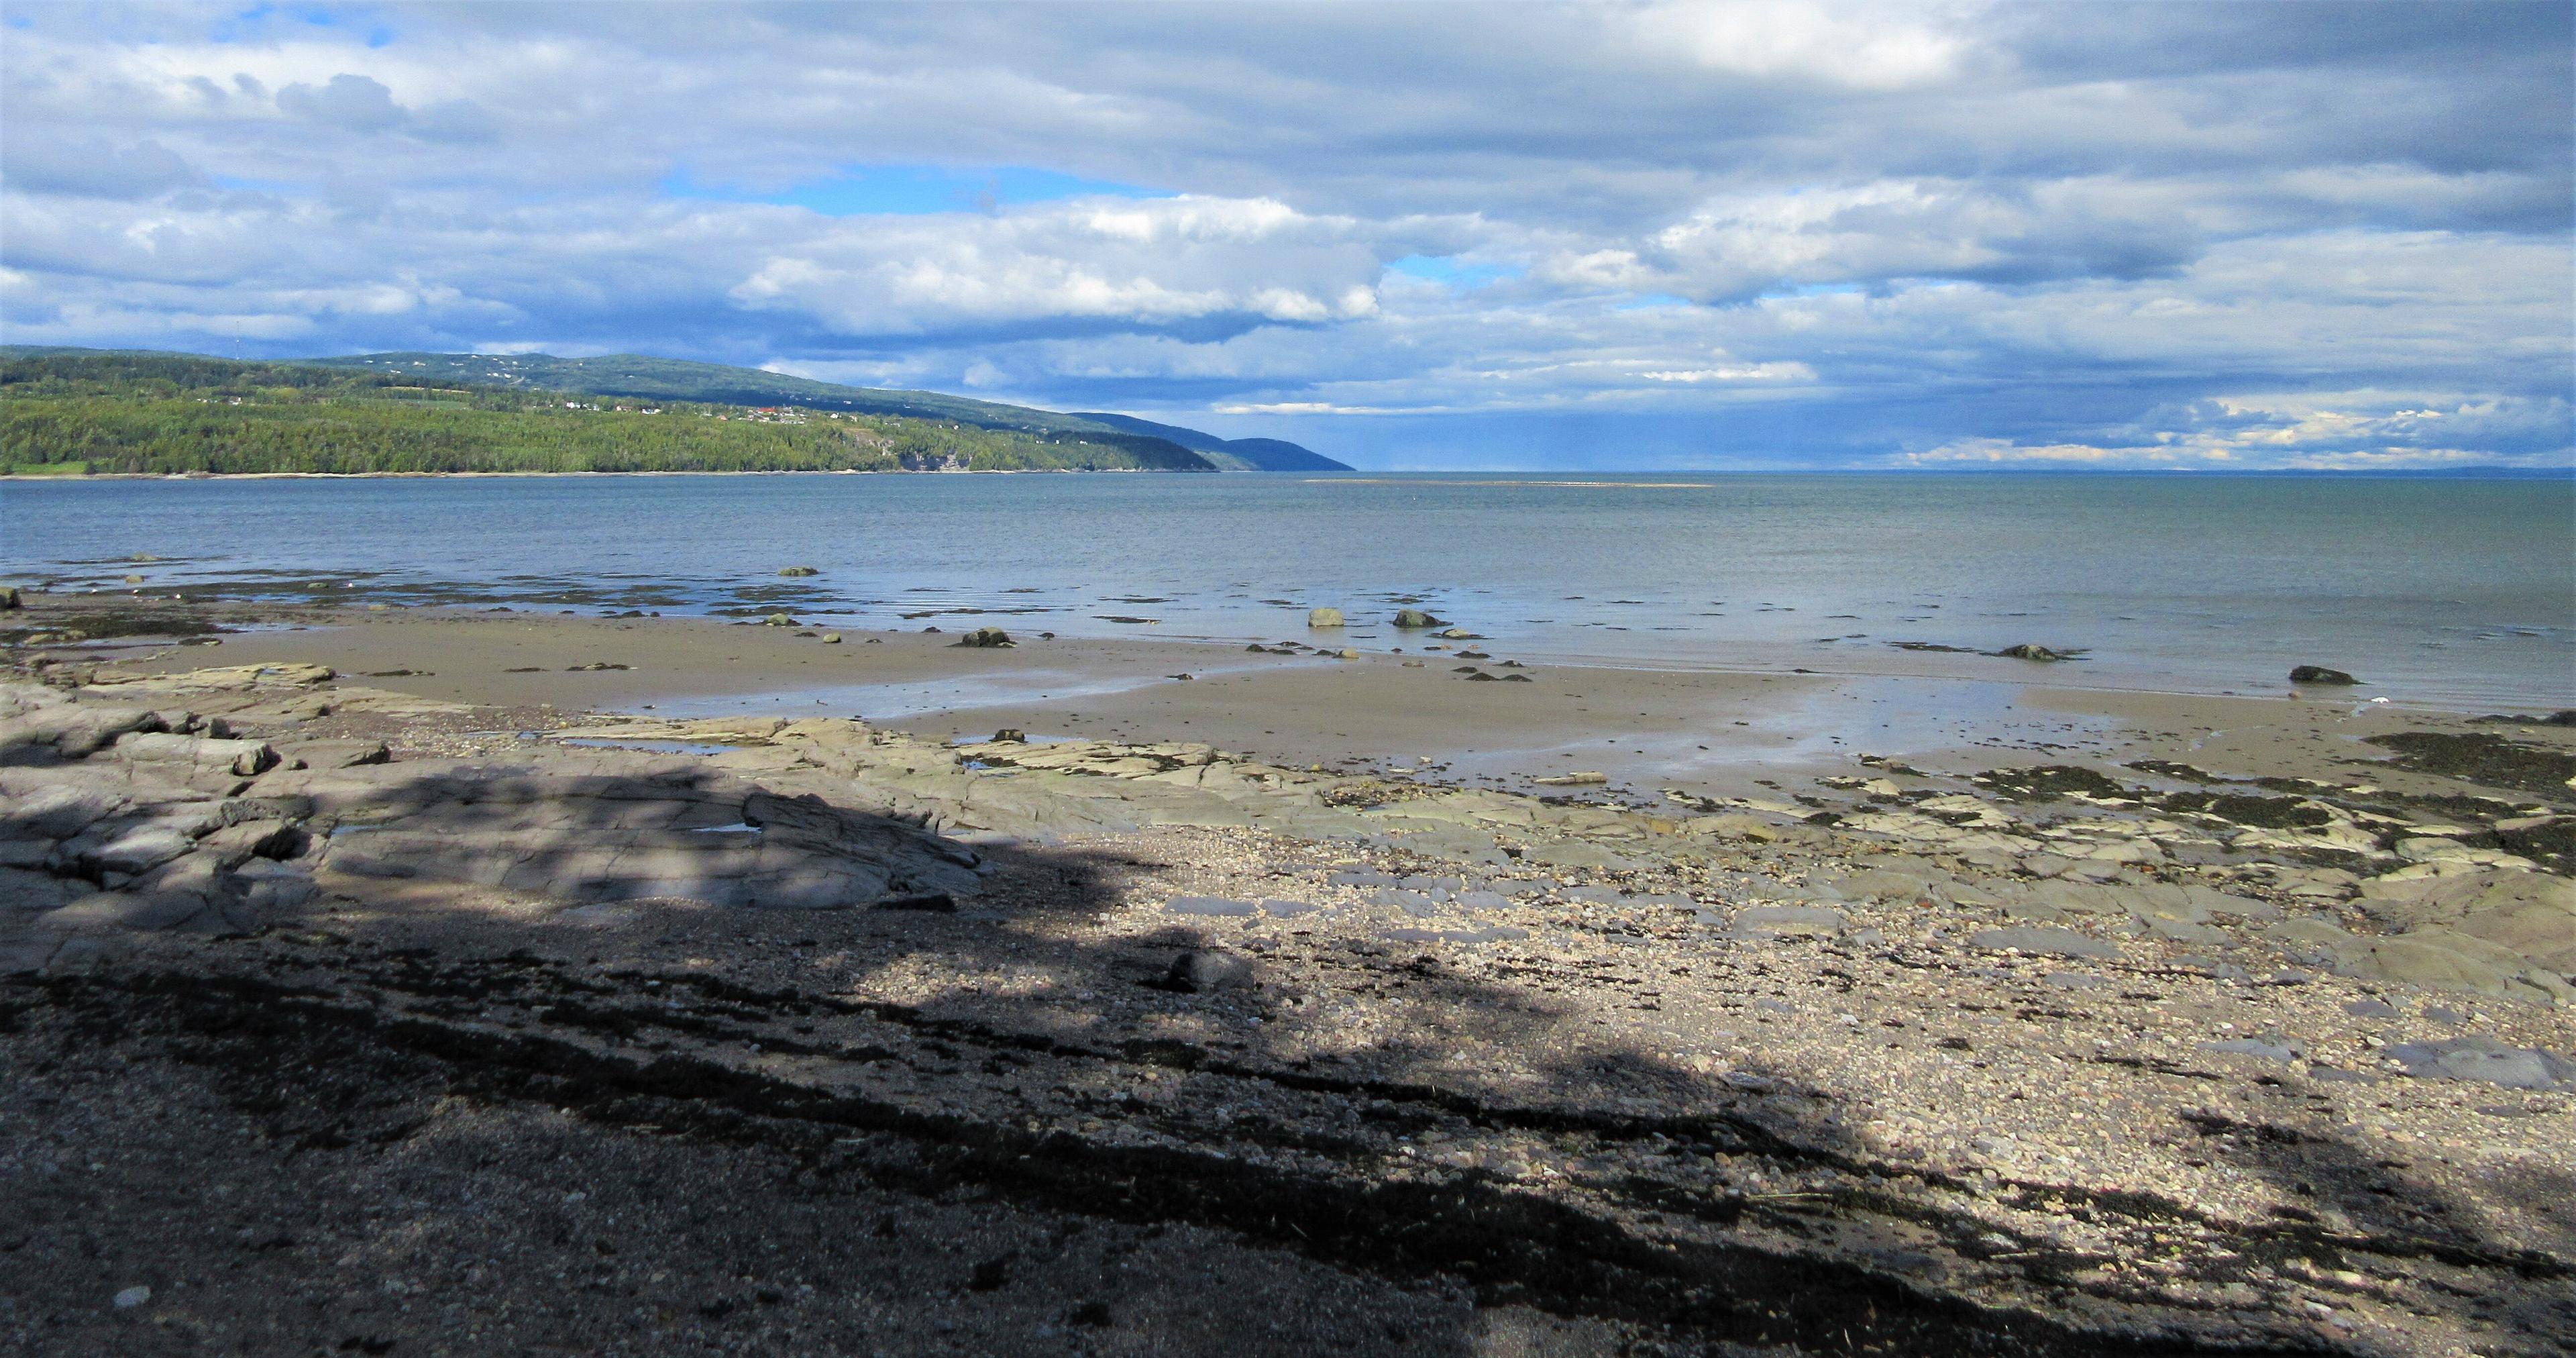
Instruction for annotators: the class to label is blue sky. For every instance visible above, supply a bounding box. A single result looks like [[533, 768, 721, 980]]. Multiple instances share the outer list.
[[3, 1, 2569, 470], [661, 165, 1167, 217]]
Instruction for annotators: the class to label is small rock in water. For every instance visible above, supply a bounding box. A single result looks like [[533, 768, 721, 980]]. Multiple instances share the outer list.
[[1307, 607, 1345, 629], [1391, 609, 1446, 629], [777, 565, 820, 576], [1994, 643, 2074, 662], [1167, 950, 1257, 992], [989, 727, 1027, 743], [2289, 665, 2359, 685]]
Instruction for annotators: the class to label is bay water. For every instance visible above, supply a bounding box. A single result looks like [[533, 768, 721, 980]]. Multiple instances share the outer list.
[[5, 472, 2569, 709]]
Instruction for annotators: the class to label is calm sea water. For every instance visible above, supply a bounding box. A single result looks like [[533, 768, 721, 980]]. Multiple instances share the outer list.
[[5, 472, 2570, 708]]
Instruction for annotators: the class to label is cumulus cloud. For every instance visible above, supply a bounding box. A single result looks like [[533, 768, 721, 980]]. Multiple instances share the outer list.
[[1621, 1, 1978, 90], [0, 138, 204, 200], [276, 73, 405, 132], [1896, 393, 2575, 470], [726, 195, 1385, 336], [0, 0, 2565, 468]]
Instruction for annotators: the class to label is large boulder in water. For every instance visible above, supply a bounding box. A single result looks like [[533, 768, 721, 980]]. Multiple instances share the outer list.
[[2290, 665, 2359, 685], [1391, 609, 1446, 629], [1307, 607, 1344, 629]]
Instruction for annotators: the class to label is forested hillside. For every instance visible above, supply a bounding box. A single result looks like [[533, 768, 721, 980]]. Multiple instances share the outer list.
[[310, 351, 1116, 435], [0, 352, 1216, 476], [313, 352, 1348, 468]]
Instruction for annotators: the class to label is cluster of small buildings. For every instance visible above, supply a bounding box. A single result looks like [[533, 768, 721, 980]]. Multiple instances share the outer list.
[[702, 407, 811, 425]]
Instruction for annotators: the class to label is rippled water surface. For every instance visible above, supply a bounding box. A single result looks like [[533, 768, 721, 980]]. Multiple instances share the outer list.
[[7, 472, 2569, 707]]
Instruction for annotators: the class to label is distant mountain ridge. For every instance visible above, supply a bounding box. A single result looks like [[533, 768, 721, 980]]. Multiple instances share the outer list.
[[0, 348, 1222, 476], [307, 352, 1349, 470], [1065, 412, 1352, 471]]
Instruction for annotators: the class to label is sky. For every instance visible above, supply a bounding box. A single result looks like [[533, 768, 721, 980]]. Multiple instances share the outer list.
[[3, 1, 2570, 470]]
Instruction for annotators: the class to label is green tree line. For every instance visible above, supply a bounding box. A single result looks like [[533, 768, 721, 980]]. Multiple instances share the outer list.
[[0, 354, 1212, 475]]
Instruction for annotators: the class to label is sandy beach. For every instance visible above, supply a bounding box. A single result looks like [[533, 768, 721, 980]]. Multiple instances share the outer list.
[[66, 596, 2556, 802], [15, 1, 2574, 1353], [5, 589, 2572, 1356]]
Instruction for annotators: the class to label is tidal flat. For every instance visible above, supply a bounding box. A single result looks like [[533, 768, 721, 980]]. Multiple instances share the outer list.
[[3, 590, 2572, 1357]]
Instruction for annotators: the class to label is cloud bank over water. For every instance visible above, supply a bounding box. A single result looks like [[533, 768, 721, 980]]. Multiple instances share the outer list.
[[3, 1, 2568, 470]]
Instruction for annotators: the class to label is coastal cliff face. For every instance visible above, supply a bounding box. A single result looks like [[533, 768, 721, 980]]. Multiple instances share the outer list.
[[3, 621, 2570, 1355]]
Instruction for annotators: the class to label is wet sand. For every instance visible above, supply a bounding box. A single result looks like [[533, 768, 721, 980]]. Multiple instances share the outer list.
[[94, 600, 2558, 805]]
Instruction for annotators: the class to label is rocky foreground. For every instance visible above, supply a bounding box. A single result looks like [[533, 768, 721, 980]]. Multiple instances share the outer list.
[[3, 658, 2572, 1355]]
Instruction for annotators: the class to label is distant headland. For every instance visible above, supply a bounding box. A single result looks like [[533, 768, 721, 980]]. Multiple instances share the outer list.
[[0, 347, 1351, 478]]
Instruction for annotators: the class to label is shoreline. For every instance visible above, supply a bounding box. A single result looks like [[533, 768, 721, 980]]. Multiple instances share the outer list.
[[41, 596, 2556, 802], [13, 468, 2573, 481], [4, 588, 2572, 1355], [14, 474, 2569, 713], [20, 578, 2565, 714], [0, 466, 1212, 482]]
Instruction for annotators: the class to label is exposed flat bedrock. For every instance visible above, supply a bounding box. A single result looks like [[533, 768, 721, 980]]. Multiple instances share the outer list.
[[2, 642, 2571, 1355]]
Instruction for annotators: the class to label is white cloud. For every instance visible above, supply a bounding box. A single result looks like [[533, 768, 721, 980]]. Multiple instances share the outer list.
[[716, 195, 1384, 334], [1896, 393, 2573, 469], [276, 74, 404, 132], [0, 1, 2564, 468], [1624, 1, 1978, 90], [1640, 362, 1815, 382]]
